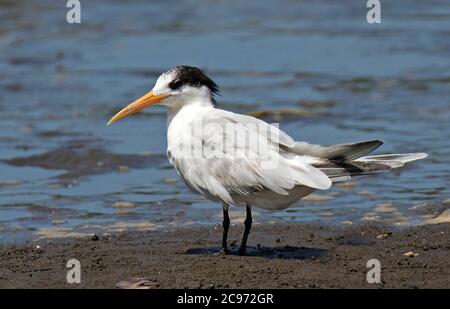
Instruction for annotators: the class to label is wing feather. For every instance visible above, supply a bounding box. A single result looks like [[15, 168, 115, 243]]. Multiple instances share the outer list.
[[168, 109, 332, 205]]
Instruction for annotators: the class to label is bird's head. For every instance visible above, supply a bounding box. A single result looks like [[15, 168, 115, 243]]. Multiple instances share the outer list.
[[107, 65, 219, 125]]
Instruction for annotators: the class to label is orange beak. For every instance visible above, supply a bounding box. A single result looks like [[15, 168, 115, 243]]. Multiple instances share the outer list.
[[107, 91, 169, 125]]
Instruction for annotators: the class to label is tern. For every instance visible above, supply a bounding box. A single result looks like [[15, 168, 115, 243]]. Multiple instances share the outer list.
[[108, 65, 427, 255]]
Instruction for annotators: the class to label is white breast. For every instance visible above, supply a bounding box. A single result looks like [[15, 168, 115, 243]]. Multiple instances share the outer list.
[[165, 102, 331, 210]]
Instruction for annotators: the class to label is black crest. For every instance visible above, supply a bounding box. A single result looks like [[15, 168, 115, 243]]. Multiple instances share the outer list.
[[167, 65, 220, 98]]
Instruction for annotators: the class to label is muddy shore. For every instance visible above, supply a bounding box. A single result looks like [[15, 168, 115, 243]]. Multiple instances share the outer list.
[[1, 222, 449, 288]]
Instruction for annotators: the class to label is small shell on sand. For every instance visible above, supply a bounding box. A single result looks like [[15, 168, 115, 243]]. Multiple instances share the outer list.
[[403, 251, 419, 257], [376, 232, 392, 239]]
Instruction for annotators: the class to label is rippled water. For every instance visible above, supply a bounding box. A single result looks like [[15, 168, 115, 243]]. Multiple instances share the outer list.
[[0, 0, 449, 242]]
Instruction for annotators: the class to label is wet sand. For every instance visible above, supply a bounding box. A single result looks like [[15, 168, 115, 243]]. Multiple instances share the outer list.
[[1, 222, 449, 288]]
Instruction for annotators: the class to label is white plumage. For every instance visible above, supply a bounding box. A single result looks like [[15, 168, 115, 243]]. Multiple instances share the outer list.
[[108, 65, 428, 254], [167, 106, 333, 210]]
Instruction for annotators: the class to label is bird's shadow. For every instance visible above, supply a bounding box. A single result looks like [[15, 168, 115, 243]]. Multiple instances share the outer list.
[[185, 245, 326, 260]]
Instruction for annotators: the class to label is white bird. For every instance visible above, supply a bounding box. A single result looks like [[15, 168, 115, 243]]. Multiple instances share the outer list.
[[108, 65, 427, 255]]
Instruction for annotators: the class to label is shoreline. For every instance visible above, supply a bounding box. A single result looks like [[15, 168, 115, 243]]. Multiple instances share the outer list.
[[1, 222, 449, 288]]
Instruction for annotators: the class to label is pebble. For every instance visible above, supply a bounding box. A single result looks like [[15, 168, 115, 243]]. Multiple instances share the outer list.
[[403, 251, 419, 257], [376, 232, 392, 240]]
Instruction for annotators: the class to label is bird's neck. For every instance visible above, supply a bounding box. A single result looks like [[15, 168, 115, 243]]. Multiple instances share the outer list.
[[166, 95, 214, 125]]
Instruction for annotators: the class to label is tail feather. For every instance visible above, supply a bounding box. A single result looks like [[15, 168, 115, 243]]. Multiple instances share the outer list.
[[293, 139, 427, 184], [316, 153, 428, 183], [356, 153, 428, 163], [292, 140, 383, 162], [327, 140, 383, 162]]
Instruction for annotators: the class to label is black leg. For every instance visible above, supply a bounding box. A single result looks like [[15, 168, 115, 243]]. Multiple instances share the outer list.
[[221, 204, 230, 254], [238, 204, 252, 255]]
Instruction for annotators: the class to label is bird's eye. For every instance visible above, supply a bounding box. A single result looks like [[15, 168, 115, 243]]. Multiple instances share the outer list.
[[169, 80, 183, 90]]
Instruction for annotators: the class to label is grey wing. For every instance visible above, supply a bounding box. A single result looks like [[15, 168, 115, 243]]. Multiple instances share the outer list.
[[169, 110, 332, 205]]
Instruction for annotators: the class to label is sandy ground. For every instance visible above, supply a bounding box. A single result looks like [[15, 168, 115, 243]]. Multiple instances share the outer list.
[[1, 222, 449, 288]]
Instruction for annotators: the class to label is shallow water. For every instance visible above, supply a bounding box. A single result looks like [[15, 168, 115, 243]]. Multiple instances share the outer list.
[[0, 0, 449, 242]]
